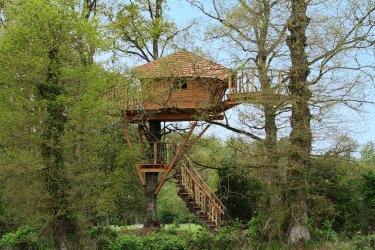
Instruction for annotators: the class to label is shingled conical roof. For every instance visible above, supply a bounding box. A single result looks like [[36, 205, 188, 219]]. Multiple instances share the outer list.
[[135, 50, 229, 81]]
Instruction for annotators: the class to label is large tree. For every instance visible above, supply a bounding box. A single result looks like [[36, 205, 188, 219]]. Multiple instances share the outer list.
[[188, 0, 374, 243], [285, 0, 311, 244], [0, 0, 108, 247]]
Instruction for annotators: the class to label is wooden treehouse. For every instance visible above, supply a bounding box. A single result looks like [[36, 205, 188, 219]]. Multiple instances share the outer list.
[[106, 50, 286, 228]]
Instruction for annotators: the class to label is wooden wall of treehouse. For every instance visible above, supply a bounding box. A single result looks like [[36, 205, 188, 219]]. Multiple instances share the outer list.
[[142, 77, 227, 110]]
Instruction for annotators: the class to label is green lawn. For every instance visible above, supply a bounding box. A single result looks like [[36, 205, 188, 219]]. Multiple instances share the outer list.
[[110, 223, 202, 233]]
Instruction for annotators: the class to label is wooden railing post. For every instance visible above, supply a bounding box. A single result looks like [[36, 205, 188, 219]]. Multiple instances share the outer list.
[[246, 72, 249, 93], [153, 142, 157, 165], [251, 69, 255, 92], [228, 73, 232, 94], [277, 71, 283, 95]]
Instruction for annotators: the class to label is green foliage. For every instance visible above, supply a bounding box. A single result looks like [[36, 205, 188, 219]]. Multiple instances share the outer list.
[[308, 219, 337, 243], [218, 167, 263, 221], [0, 226, 51, 250], [350, 233, 375, 250], [362, 170, 375, 233], [248, 216, 265, 249], [112, 234, 143, 250], [113, 232, 189, 250], [157, 182, 189, 225], [90, 226, 117, 250]]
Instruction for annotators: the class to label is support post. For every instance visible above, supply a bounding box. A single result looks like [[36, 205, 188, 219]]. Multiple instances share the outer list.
[[251, 69, 255, 92], [122, 127, 135, 162], [153, 143, 157, 165], [184, 124, 211, 155], [246, 73, 249, 93], [155, 122, 197, 194], [228, 73, 232, 94], [277, 71, 283, 95], [138, 125, 145, 160]]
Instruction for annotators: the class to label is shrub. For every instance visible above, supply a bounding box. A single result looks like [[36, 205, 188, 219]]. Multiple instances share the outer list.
[[89, 226, 117, 250], [351, 233, 375, 250], [248, 216, 264, 248], [0, 226, 45, 250], [143, 232, 188, 250], [112, 234, 143, 250]]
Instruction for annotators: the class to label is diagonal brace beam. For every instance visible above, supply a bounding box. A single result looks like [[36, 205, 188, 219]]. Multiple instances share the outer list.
[[155, 123, 211, 194], [154, 122, 197, 194]]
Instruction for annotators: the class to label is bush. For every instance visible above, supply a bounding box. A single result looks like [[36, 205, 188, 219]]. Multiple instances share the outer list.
[[248, 216, 264, 248], [158, 210, 175, 224], [0, 226, 46, 250], [112, 234, 143, 250], [89, 226, 117, 250], [308, 219, 337, 243], [143, 232, 188, 250], [172, 213, 197, 226], [351, 233, 375, 250]]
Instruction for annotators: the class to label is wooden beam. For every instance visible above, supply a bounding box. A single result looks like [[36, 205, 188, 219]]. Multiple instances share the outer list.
[[124, 112, 224, 122], [137, 165, 145, 186], [122, 127, 133, 149], [122, 127, 136, 162], [246, 73, 249, 93], [138, 125, 145, 159], [228, 73, 232, 94], [140, 168, 168, 173], [184, 124, 211, 155], [153, 142, 157, 165], [277, 71, 282, 95], [251, 69, 255, 92], [155, 122, 197, 194]]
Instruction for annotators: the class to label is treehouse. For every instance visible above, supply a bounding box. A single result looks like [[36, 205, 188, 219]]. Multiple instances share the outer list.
[[107, 50, 286, 122], [107, 50, 287, 228], [123, 50, 230, 121]]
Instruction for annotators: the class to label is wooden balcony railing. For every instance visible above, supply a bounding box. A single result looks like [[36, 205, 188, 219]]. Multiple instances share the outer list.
[[227, 68, 286, 97], [105, 88, 143, 110], [140, 142, 178, 166], [179, 159, 226, 227]]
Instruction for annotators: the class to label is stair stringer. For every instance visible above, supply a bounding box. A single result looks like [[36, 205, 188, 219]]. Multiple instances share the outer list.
[[174, 159, 226, 228]]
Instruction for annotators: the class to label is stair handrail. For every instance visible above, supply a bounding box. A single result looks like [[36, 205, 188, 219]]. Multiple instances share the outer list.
[[180, 158, 226, 214]]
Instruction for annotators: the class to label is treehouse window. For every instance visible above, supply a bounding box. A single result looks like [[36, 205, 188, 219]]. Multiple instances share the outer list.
[[173, 78, 188, 90]]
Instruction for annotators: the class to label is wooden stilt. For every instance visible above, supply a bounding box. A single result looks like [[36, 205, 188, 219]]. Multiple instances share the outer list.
[[137, 165, 145, 186], [122, 127, 136, 162], [138, 125, 145, 160], [246, 73, 249, 93], [228, 73, 232, 94], [122, 127, 133, 149], [251, 69, 255, 92], [277, 71, 283, 95]]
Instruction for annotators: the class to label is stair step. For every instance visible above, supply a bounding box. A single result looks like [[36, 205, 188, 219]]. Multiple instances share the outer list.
[[175, 163, 225, 229]]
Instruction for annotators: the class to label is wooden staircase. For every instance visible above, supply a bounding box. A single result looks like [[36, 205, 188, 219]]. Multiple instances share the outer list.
[[174, 159, 225, 228]]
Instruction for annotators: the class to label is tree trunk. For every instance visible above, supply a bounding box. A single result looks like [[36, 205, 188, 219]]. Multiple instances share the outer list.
[[286, 0, 312, 244], [152, 0, 162, 60], [143, 120, 161, 228], [144, 0, 163, 227], [39, 48, 77, 248], [258, 54, 282, 241]]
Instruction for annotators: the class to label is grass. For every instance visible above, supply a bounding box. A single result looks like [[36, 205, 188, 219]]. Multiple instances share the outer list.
[[110, 223, 202, 233], [164, 223, 202, 232]]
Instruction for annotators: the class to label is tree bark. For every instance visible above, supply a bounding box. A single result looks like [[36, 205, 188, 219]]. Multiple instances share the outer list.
[[143, 120, 161, 228], [39, 48, 77, 248], [286, 0, 311, 244], [152, 0, 162, 60]]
